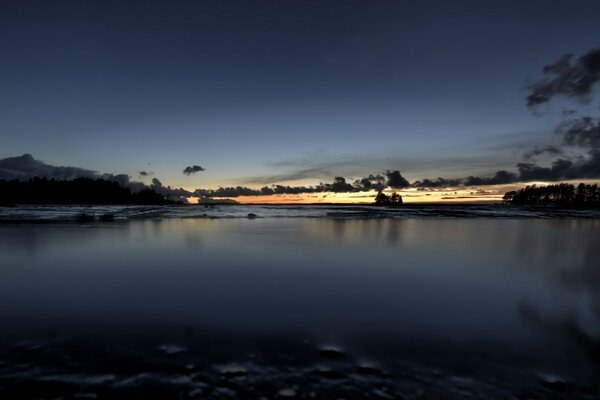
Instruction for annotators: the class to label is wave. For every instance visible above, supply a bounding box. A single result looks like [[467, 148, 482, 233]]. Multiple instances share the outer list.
[[2, 204, 600, 222]]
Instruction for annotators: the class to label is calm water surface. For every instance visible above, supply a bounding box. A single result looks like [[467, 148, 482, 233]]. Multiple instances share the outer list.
[[1, 218, 599, 398]]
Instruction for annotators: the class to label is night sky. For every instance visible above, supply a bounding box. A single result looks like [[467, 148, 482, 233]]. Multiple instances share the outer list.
[[1, 0, 600, 201]]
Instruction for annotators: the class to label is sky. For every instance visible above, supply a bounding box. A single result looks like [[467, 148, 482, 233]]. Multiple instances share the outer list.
[[1, 0, 600, 202]]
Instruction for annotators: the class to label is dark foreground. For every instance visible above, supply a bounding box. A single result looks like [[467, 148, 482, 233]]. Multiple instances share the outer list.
[[1, 216, 599, 399], [1, 333, 596, 400]]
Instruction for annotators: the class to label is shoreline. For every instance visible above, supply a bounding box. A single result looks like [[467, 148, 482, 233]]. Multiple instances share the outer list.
[[1, 203, 600, 223]]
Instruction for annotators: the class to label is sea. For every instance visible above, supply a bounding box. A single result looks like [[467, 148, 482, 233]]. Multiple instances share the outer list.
[[1, 204, 599, 399]]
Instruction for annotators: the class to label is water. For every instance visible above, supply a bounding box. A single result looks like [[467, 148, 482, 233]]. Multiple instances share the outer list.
[[1, 207, 599, 398], [2, 203, 600, 221]]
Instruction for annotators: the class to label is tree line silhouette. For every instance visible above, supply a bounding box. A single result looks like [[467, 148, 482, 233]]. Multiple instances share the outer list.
[[0, 177, 174, 205], [503, 183, 600, 207]]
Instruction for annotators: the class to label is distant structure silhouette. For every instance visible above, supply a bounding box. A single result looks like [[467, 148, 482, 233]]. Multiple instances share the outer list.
[[374, 190, 403, 206]]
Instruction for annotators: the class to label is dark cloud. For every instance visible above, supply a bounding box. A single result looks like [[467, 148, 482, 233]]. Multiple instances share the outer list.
[[511, 46, 600, 182], [385, 170, 410, 188], [193, 172, 419, 198], [559, 117, 600, 149], [517, 155, 600, 182], [0, 154, 194, 199], [268, 185, 319, 195], [527, 47, 600, 107], [194, 177, 355, 198], [0, 154, 148, 192], [324, 176, 355, 193], [511, 116, 600, 182], [241, 165, 336, 185], [562, 109, 577, 117], [354, 174, 386, 191], [516, 159, 573, 181], [423, 151, 599, 186], [0, 154, 97, 181], [195, 186, 261, 198], [523, 145, 562, 160], [464, 170, 518, 186], [105, 174, 132, 189], [413, 172, 517, 188], [0, 155, 411, 200], [412, 177, 462, 188], [183, 165, 205, 175], [151, 177, 193, 198], [151, 177, 162, 187]]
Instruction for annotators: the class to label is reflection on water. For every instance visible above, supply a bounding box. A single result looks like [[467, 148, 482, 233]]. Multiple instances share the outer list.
[[0, 219, 599, 398]]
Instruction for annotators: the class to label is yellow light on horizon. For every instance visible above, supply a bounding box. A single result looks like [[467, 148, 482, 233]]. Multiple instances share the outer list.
[[185, 188, 506, 205], [186, 196, 199, 204]]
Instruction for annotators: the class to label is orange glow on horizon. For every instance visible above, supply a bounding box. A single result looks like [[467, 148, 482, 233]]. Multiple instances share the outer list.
[[186, 196, 199, 204], [184, 179, 600, 205], [186, 188, 507, 205]]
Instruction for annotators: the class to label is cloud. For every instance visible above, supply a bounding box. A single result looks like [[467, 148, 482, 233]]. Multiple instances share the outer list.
[[267, 185, 320, 195], [412, 171, 518, 188], [509, 116, 600, 182], [195, 186, 261, 197], [516, 155, 600, 182], [515, 47, 600, 182], [151, 177, 193, 198], [526, 47, 600, 107], [464, 170, 518, 186], [516, 159, 573, 181], [385, 170, 410, 189], [0, 155, 409, 200], [412, 177, 463, 188], [413, 148, 599, 186], [0, 154, 192, 200], [425, 46, 596, 184], [324, 176, 355, 193], [183, 165, 205, 175], [559, 116, 600, 149], [195, 176, 379, 198], [523, 145, 562, 160], [241, 165, 336, 185], [193, 172, 418, 198], [527, 50, 600, 106], [151, 177, 162, 187], [353, 174, 386, 191], [194, 179, 336, 198], [0, 154, 151, 190], [244, 154, 406, 186], [0, 154, 97, 181]]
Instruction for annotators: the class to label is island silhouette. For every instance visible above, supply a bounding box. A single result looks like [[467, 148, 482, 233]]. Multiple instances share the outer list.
[[0, 177, 174, 206]]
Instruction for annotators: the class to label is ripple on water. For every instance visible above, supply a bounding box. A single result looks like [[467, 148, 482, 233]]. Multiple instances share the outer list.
[[317, 345, 345, 359], [157, 344, 187, 355], [277, 387, 297, 397]]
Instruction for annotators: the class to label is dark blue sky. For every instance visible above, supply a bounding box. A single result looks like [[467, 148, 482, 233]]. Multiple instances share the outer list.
[[1, 0, 599, 189]]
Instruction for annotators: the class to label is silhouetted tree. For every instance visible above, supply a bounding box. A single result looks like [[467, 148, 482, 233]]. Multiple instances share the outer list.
[[374, 190, 403, 206], [502, 191, 516, 204], [0, 177, 176, 205], [504, 183, 600, 207], [374, 191, 389, 205], [390, 191, 403, 205]]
